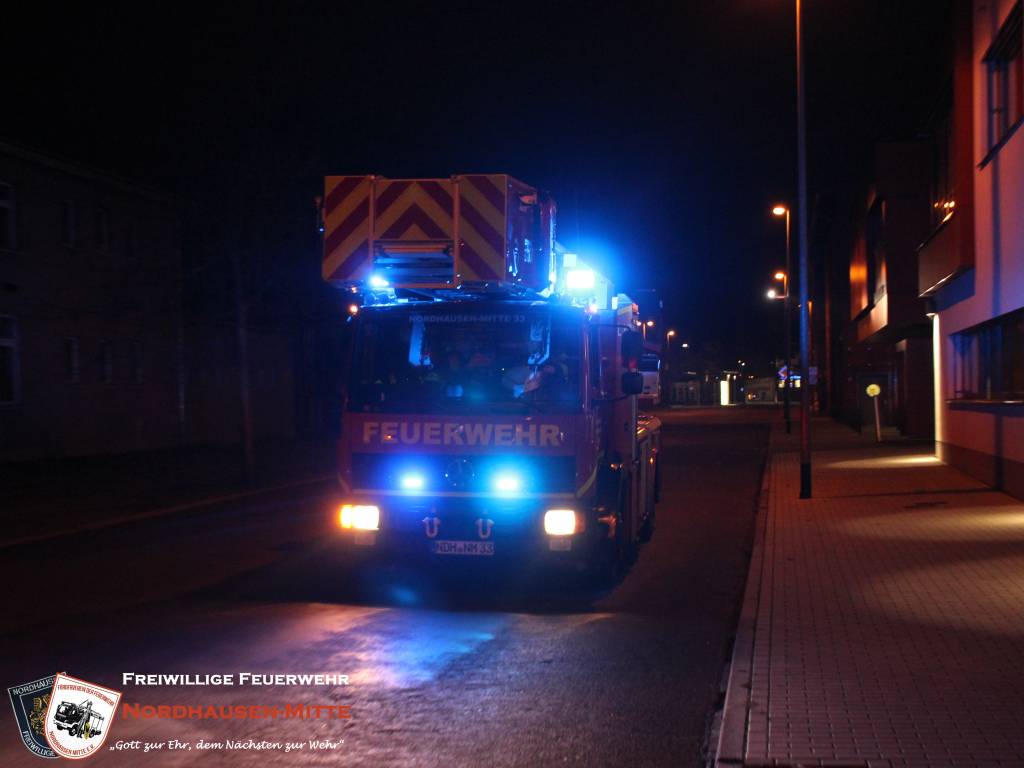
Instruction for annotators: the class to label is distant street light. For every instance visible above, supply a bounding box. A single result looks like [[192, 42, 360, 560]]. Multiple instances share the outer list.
[[666, 329, 676, 347], [681, 342, 689, 349]]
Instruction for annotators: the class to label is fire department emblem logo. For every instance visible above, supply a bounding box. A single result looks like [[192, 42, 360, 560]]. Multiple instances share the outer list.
[[43, 673, 121, 760], [7, 674, 57, 758]]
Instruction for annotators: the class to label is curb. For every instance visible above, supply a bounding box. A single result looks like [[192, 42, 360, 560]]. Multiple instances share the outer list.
[[714, 442, 773, 766], [0, 473, 336, 551]]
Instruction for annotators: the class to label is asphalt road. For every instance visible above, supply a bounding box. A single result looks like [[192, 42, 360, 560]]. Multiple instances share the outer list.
[[1, 407, 771, 767]]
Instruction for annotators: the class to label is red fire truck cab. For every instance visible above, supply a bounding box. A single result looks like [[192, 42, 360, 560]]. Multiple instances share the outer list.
[[322, 174, 661, 578]]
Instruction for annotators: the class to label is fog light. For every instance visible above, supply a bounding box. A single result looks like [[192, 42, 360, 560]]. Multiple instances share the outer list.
[[340, 504, 380, 531], [544, 509, 576, 536]]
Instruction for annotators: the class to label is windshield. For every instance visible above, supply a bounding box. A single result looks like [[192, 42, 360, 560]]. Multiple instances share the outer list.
[[348, 308, 581, 413]]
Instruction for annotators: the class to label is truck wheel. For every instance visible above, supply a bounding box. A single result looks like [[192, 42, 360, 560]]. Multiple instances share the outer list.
[[639, 502, 656, 542], [654, 454, 662, 503], [589, 482, 637, 588], [616, 482, 638, 566]]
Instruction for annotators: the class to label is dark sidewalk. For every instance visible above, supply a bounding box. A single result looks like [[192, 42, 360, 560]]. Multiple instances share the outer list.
[[1, 438, 336, 547]]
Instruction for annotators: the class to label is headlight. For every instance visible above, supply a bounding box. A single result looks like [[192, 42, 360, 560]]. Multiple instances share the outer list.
[[340, 504, 380, 531], [544, 509, 577, 536], [493, 472, 521, 493]]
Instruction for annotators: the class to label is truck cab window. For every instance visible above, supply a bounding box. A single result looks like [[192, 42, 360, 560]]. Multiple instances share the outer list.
[[348, 308, 582, 413]]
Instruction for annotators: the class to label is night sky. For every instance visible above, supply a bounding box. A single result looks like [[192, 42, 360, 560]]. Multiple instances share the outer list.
[[5, 0, 950, 370]]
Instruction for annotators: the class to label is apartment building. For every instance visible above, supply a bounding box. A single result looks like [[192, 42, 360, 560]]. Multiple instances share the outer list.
[[922, 0, 1024, 497]]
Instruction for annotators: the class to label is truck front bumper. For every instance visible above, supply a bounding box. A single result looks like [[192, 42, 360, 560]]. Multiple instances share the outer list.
[[334, 495, 605, 568]]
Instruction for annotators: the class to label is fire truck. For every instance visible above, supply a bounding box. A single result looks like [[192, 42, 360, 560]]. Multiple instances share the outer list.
[[321, 174, 661, 579], [53, 700, 104, 739]]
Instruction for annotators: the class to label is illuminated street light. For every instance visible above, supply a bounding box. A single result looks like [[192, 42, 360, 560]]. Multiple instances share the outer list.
[[771, 201, 793, 437], [790, 0, 813, 496], [646, 320, 655, 327], [766, 288, 778, 300], [681, 342, 689, 349]]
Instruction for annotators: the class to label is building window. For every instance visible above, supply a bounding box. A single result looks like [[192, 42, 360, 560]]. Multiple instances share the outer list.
[[0, 182, 15, 251], [865, 199, 886, 306], [928, 92, 956, 229], [61, 200, 77, 248], [130, 340, 143, 384], [97, 340, 113, 384], [952, 307, 1024, 401], [96, 208, 110, 251], [0, 316, 19, 404], [64, 337, 80, 383], [985, 2, 1023, 151]]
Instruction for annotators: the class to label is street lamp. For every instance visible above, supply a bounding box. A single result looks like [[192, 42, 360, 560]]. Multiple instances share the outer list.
[[793, 0, 812, 497], [772, 205, 793, 437], [666, 329, 676, 347]]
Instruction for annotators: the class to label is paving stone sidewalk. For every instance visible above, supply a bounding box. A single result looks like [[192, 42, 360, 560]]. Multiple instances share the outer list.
[[717, 418, 1024, 768]]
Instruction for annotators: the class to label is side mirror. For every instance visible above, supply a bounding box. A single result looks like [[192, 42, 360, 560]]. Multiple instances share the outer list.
[[621, 371, 644, 395], [621, 330, 643, 364]]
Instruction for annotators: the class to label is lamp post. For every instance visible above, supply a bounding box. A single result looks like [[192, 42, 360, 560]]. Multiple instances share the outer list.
[[666, 329, 676, 348], [795, 0, 812, 498], [772, 205, 793, 435]]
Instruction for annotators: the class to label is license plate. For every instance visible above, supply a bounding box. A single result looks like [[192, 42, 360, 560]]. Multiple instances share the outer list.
[[431, 540, 495, 556]]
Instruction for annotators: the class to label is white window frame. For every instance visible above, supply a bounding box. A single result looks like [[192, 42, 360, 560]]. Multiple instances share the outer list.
[[984, 2, 1023, 154], [0, 315, 20, 404]]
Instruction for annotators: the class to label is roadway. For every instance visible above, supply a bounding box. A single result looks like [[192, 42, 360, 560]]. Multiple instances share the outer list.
[[0, 407, 772, 767]]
